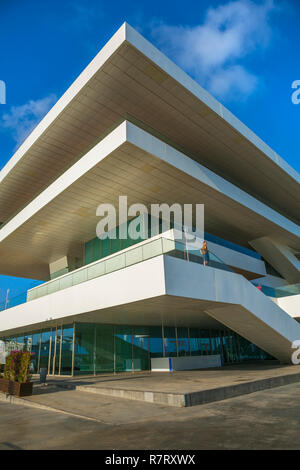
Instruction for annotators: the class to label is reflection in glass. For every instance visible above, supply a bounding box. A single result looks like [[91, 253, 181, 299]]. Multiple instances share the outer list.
[[149, 326, 163, 358], [189, 328, 201, 356], [39, 329, 51, 371], [31, 332, 41, 373], [132, 326, 149, 371], [163, 327, 177, 357], [74, 323, 94, 375], [177, 327, 189, 356], [95, 325, 114, 373], [0, 322, 275, 375], [61, 325, 73, 375], [115, 326, 133, 372]]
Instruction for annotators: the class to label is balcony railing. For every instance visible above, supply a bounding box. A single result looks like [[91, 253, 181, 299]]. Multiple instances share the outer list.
[[2, 232, 300, 314], [21, 235, 231, 305]]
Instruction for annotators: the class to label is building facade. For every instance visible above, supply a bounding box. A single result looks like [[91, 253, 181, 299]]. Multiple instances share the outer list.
[[0, 23, 299, 375]]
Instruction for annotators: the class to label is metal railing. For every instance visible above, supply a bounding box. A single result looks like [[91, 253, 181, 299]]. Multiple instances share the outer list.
[[2, 233, 299, 313], [24, 236, 232, 303]]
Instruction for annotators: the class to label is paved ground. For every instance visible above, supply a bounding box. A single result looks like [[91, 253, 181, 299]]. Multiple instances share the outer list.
[[21, 363, 300, 408], [32, 363, 300, 393], [1, 381, 300, 449]]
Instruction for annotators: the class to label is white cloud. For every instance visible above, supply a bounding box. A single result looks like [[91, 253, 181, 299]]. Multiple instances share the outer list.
[[1, 94, 57, 147], [151, 0, 276, 101], [209, 65, 258, 99]]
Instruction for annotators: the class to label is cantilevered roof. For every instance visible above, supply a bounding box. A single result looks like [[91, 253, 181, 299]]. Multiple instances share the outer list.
[[0, 22, 299, 228], [0, 121, 299, 280]]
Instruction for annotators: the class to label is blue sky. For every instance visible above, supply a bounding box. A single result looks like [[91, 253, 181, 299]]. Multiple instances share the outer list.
[[0, 0, 299, 299]]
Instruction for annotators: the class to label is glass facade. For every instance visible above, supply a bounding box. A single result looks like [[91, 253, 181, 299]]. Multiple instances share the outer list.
[[84, 214, 167, 266], [60, 325, 73, 375], [0, 323, 274, 376], [84, 215, 261, 268], [95, 325, 114, 373]]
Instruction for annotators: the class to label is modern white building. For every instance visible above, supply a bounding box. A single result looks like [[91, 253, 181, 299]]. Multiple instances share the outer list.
[[0, 23, 299, 375]]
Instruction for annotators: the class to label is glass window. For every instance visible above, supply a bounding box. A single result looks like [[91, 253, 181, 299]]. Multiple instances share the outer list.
[[15, 335, 24, 351], [23, 334, 32, 352], [61, 325, 73, 375], [93, 238, 101, 260], [55, 326, 62, 375], [163, 327, 177, 357], [39, 329, 51, 371], [115, 326, 133, 372], [200, 330, 211, 355], [85, 239, 94, 265], [230, 332, 239, 363], [132, 326, 149, 371], [31, 332, 41, 373], [149, 326, 163, 358], [189, 328, 201, 356], [111, 226, 121, 254], [101, 238, 111, 258], [210, 330, 222, 356], [48, 328, 56, 375], [95, 324, 114, 373], [74, 323, 95, 375], [177, 327, 190, 356]]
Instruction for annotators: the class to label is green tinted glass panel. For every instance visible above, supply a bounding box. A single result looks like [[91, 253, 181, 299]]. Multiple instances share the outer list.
[[115, 326, 133, 372], [132, 326, 149, 371], [111, 226, 121, 254], [61, 325, 73, 375], [74, 323, 95, 375], [84, 240, 94, 265], [94, 238, 101, 260], [95, 325, 114, 373], [101, 238, 111, 258], [39, 329, 51, 370]]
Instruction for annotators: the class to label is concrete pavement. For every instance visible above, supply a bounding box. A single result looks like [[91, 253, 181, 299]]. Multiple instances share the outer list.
[[1, 381, 300, 449]]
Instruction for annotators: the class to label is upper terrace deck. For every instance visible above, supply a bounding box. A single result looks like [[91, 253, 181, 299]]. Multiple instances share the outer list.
[[0, 23, 299, 228]]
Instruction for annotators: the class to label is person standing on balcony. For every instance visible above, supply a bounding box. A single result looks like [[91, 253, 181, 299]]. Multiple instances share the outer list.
[[200, 241, 209, 266]]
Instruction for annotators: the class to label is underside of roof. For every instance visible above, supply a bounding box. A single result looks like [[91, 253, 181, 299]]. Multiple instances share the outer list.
[[0, 22, 299, 231], [0, 121, 299, 280]]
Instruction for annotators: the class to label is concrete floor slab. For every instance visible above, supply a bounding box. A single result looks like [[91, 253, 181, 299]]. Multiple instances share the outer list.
[[2, 382, 300, 449], [30, 364, 300, 407], [0, 385, 170, 425]]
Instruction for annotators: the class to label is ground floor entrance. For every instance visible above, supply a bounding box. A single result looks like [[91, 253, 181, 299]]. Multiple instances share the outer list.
[[1, 322, 274, 375]]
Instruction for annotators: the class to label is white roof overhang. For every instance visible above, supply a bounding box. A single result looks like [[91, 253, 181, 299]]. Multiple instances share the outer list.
[[0, 121, 299, 280], [0, 23, 299, 228]]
